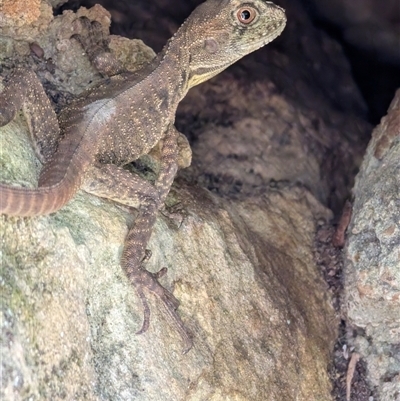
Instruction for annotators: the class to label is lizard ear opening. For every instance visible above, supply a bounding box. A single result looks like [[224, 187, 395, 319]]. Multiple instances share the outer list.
[[204, 38, 220, 54]]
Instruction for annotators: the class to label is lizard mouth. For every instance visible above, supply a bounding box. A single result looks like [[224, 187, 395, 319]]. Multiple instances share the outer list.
[[265, 19, 286, 42], [246, 18, 286, 53]]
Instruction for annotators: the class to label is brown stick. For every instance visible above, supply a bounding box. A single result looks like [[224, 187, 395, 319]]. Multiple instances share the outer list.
[[333, 200, 352, 248]]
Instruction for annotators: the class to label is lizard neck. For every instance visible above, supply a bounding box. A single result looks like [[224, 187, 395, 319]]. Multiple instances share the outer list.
[[149, 31, 192, 108]]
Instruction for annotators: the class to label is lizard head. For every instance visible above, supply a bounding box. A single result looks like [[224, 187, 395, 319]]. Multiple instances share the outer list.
[[175, 0, 286, 88]]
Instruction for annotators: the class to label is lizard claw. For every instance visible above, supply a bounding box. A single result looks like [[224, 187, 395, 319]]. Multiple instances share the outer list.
[[142, 251, 169, 280], [131, 267, 193, 353]]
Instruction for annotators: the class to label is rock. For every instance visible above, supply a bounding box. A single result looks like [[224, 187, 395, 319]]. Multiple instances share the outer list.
[[345, 89, 400, 400], [0, 0, 377, 399], [1, 158, 337, 399], [0, 112, 337, 399]]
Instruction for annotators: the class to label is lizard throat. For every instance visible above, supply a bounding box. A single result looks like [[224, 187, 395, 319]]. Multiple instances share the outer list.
[[187, 63, 231, 88]]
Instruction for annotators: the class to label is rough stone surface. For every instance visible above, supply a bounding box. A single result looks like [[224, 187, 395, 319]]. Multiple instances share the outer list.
[[345, 90, 400, 401], [0, 0, 380, 399], [0, 2, 339, 400], [0, 0, 53, 40], [0, 4, 154, 99], [1, 116, 337, 400]]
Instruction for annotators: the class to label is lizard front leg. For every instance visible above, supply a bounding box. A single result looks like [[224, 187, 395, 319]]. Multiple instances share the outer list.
[[0, 68, 60, 164], [83, 126, 192, 353], [0, 68, 84, 216]]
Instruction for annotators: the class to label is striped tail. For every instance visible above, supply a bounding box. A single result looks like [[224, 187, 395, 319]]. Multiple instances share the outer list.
[[0, 97, 103, 216], [0, 175, 79, 216], [0, 131, 93, 216]]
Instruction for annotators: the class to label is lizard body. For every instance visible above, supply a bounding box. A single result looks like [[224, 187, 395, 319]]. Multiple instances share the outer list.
[[0, 0, 286, 352]]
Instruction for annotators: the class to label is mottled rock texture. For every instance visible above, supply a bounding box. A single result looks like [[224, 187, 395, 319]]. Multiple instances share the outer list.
[[0, 0, 378, 399], [345, 90, 400, 401]]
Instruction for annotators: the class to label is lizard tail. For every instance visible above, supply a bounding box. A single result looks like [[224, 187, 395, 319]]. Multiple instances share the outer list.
[[1, 116, 96, 217], [0, 176, 78, 216]]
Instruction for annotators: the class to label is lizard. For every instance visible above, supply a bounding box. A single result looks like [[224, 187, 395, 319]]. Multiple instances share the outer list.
[[0, 0, 286, 353]]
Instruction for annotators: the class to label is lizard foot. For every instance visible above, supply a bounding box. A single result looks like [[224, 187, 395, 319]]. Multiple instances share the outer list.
[[72, 17, 125, 77], [130, 259, 193, 354]]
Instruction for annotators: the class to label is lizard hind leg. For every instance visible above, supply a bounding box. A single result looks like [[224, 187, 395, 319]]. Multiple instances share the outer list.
[[83, 161, 193, 353], [121, 204, 193, 354]]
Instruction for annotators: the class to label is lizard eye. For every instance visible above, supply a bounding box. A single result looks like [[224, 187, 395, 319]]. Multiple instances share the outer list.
[[237, 7, 257, 24]]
